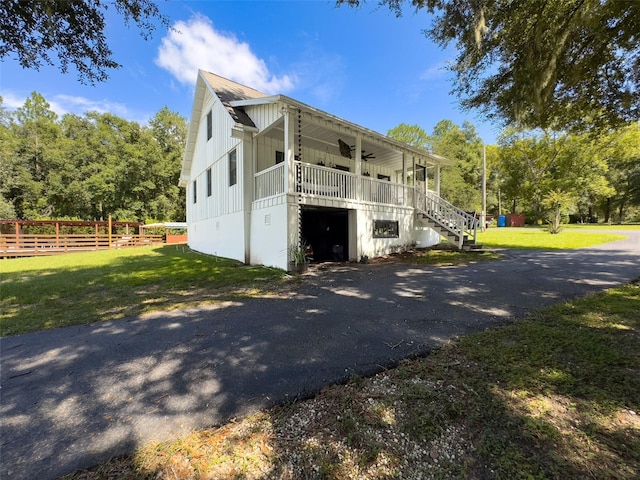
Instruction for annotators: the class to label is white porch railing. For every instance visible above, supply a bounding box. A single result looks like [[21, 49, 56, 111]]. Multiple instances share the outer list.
[[361, 176, 407, 206], [255, 162, 285, 200], [295, 162, 358, 200], [415, 189, 479, 248]]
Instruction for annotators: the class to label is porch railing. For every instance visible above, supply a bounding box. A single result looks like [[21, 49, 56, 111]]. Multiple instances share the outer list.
[[415, 189, 479, 248], [295, 162, 358, 200], [254, 162, 285, 200], [361, 176, 407, 206]]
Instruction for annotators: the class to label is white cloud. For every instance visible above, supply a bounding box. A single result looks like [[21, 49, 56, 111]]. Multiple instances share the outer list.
[[49, 95, 133, 117], [156, 14, 294, 94], [1, 91, 149, 124], [1, 91, 25, 110], [419, 61, 448, 81]]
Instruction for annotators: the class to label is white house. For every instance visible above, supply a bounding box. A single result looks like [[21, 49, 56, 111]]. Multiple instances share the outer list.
[[179, 70, 479, 271]]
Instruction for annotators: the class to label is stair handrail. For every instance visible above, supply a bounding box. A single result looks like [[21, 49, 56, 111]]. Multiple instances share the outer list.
[[414, 189, 479, 249]]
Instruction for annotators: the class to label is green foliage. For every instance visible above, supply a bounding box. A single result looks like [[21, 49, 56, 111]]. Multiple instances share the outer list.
[[495, 128, 614, 222], [0, 93, 187, 222], [597, 123, 640, 223], [430, 120, 483, 211], [340, 0, 640, 132], [386, 123, 431, 151], [0, 0, 168, 84], [386, 118, 640, 223], [542, 190, 577, 234]]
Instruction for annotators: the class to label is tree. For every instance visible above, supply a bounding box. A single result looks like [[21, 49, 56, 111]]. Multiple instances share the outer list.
[[387, 123, 431, 151], [339, 0, 640, 131], [148, 107, 188, 221], [0, 0, 167, 84], [597, 124, 640, 223], [0, 97, 18, 218], [495, 128, 613, 225], [2, 93, 186, 222], [429, 120, 483, 211], [388, 120, 484, 211], [8, 93, 63, 218]]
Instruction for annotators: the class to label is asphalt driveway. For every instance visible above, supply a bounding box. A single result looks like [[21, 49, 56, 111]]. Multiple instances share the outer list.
[[1, 232, 639, 479]]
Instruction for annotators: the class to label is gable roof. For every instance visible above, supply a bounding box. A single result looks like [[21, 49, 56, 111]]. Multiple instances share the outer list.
[[199, 71, 268, 128]]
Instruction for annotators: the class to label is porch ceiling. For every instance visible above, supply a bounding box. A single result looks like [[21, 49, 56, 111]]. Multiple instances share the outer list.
[[231, 94, 452, 170], [263, 118, 431, 172]]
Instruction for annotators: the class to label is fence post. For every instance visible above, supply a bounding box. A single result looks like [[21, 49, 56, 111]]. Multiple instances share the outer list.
[[108, 215, 112, 249]]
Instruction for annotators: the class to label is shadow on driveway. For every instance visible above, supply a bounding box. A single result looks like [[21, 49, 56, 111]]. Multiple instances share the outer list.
[[1, 238, 638, 479]]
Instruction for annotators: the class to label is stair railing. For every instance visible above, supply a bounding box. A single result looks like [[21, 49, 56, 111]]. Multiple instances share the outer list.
[[415, 189, 479, 249]]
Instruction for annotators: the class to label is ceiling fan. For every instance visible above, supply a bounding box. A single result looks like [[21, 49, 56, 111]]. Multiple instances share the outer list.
[[338, 139, 376, 160]]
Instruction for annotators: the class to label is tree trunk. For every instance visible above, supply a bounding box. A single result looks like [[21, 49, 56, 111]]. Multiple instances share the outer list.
[[618, 200, 626, 224], [604, 198, 611, 223]]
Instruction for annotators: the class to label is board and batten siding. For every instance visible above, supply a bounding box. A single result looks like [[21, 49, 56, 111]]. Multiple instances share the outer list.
[[187, 90, 244, 224], [245, 103, 281, 132]]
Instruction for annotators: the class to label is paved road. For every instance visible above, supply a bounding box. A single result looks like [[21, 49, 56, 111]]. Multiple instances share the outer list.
[[1, 233, 639, 479]]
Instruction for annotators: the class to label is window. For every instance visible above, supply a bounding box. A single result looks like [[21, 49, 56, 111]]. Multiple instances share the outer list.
[[229, 149, 237, 186], [206, 168, 212, 197], [275, 151, 284, 164], [206, 110, 212, 140], [192, 180, 197, 204], [373, 220, 399, 238]]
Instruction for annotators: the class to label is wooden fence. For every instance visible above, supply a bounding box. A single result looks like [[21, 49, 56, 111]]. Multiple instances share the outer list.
[[0, 233, 164, 258]]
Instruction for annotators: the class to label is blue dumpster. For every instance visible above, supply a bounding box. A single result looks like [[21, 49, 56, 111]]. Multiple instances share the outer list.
[[498, 215, 506, 227]]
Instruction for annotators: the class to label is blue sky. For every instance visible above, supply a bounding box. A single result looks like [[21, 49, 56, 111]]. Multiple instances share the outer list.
[[0, 0, 500, 143]]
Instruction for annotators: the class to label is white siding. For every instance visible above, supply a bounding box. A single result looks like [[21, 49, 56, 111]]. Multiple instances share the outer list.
[[186, 89, 246, 260], [250, 198, 289, 270], [245, 103, 281, 131], [356, 205, 440, 259], [188, 211, 246, 262]]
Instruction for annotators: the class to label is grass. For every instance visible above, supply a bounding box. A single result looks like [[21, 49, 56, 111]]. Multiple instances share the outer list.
[[0, 246, 286, 336], [477, 226, 627, 249], [563, 223, 640, 230], [369, 246, 501, 266], [2, 224, 629, 337], [62, 282, 640, 480]]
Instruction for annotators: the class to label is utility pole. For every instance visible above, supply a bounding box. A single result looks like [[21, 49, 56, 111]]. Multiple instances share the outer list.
[[481, 144, 487, 232]]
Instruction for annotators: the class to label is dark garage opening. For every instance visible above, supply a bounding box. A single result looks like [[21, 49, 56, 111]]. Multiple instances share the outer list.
[[301, 207, 349, 262]]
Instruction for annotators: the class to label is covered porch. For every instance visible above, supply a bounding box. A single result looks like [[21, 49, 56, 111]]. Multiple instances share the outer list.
[[244, 99, 449, 208]]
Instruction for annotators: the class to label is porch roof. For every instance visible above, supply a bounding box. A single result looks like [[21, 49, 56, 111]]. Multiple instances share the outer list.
[[181, 70, 453, 187], [230, 94, 454, 170]]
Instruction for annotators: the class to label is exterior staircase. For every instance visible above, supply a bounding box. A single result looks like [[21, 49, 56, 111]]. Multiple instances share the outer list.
[[414, 190, 482, 251]]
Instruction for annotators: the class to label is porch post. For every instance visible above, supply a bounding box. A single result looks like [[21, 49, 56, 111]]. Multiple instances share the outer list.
[[283, 108, 295, 194], [402, 153, 407, 206], [435, 165, 441, 196], [425, 165, 429, 192], [354, 136, 362, 200], [412, 156, 416, 208], [243, 131, 255, 264]]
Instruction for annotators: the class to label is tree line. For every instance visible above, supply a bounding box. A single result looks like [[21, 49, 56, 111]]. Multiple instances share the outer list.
[[389, 121, 640, 226], [0, 92, 186, 223]]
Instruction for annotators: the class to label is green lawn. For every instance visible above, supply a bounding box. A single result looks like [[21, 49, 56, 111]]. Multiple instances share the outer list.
[[563, 223, 640, 230], [0, 246, 285, 336], [477, 226, 627, 249]]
